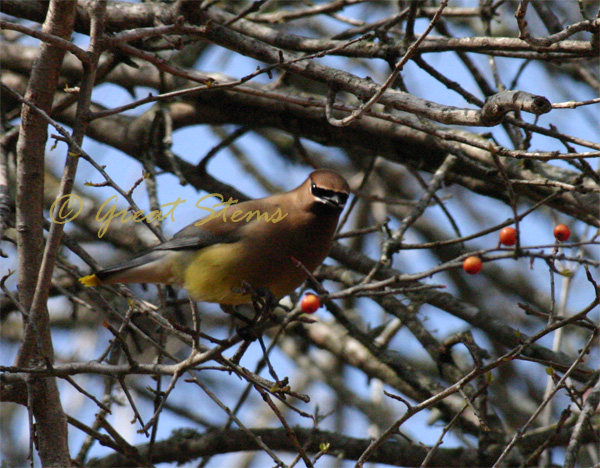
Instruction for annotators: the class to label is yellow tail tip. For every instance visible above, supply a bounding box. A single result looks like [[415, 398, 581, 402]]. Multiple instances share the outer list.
[[79, 274, 100, 287]]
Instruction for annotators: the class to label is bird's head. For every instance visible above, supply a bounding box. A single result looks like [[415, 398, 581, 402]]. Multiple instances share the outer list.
[[307, 169, 350, 211]]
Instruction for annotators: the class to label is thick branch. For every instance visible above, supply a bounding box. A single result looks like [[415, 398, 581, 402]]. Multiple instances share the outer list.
[[12, 1, 79, 467], [89, 427, 480, 468]]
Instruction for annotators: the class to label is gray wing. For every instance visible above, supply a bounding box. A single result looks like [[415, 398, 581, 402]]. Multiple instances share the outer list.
[[95, 224, 239, 282], [153, 225, 240, 251]]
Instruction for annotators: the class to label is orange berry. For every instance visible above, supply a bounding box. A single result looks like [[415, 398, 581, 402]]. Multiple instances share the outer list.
[[301, 294, 320, 313], [463, 256, 482, 275], [553, 224, 570, 242], [499, 227, 517, 246]]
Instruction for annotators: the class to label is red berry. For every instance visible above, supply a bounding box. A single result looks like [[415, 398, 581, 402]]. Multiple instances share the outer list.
[[463, 256, 482, 275], [499, 227, 517, 246], [301, 294, 320, 313], [553, 224, 571, 242]]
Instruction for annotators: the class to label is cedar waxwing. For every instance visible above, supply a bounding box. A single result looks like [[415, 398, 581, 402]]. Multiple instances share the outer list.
[[80, 169, 350, 305]]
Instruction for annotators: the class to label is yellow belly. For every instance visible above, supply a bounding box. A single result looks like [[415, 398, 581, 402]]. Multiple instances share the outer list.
[[179, 242, 305, 305]]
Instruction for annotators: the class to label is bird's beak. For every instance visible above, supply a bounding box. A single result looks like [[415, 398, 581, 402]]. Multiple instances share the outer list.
[[315, 191, 348, 209], [310, 179, 349, 210], [326, 192, 348, 209]]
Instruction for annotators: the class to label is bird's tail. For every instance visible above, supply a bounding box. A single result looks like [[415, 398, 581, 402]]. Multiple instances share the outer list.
[[79, 274, 100, 287], [79, 251, 177, 287]]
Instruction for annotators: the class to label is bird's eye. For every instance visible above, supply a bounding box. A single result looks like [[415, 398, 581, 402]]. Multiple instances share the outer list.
[[312, 186, 331, 199]]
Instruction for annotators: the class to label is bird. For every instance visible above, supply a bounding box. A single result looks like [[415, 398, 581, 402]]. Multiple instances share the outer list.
[[80, 169, 350, 305]]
